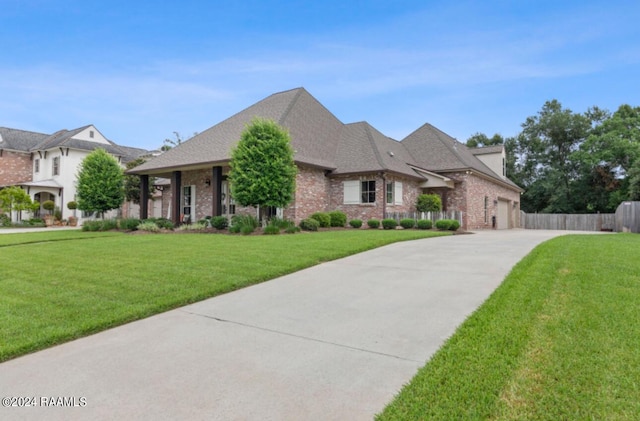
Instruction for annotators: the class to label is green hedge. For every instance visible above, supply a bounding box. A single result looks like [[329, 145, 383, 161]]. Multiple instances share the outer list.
[[400, 218, 416, 229], [382, 218, 398, 230], [310, 212, 331, 228], [416, 219, 433, 230], [367, 219, 380, 229], [300, 218, 320, 231], [328, 210, 347, 227], [349, 219, 363, 229]]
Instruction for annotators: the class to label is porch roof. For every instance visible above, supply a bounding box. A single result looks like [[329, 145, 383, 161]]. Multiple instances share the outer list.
[[19, 179, 64, 189]]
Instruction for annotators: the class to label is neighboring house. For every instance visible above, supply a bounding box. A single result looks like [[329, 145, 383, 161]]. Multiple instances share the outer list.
[[0, 125, 149, 222], [129, 88, 523, 229]]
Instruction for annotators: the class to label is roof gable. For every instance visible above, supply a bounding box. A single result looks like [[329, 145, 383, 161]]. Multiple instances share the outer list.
[[402, 123, 521, 189], [334, 122, 422, 179], [132, 88, 344, 174], [0, 125, 147, 162]]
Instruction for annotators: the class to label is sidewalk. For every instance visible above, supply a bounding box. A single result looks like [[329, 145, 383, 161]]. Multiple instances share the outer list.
[[0, 229, 585, 420]]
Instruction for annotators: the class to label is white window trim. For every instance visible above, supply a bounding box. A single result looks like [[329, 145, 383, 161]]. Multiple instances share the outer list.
[[182, 184, 196, 222], [343, 180, 360, 204], [52, 156, 60, 176], [394, 181, 403, 205]]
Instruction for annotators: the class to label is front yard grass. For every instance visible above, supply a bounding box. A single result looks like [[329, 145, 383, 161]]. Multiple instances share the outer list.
[[377, 234, 640, 420], [0, 229, 448, 362]]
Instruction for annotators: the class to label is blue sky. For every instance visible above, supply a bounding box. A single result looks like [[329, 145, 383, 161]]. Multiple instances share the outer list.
[[2, 0, 639, 150]]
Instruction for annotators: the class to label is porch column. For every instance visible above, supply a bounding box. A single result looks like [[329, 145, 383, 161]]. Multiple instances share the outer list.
[[171, 171, 182, 226], [212, 167, 222, 216], [139, 175, 149, 220]]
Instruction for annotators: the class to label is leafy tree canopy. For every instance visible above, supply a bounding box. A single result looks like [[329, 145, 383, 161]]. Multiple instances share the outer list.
[[76, 148, 124, 215], [416, 194, 442, 213], [474, 101, 640, 213], [0, 186, 37, 218], [124, 158, 155, 204], [466, 133, 505, 148], [229, 118, 297, 209]]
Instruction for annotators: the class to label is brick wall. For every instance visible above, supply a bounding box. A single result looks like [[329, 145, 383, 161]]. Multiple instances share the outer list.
[[286, 165, 330, 222], [444, 171, 520, 230], [0, 151, 32, 185], [182, 169, 214, 220]]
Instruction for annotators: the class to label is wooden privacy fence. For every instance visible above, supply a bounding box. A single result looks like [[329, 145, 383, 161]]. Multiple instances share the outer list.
[[521, 212, 615, 231]]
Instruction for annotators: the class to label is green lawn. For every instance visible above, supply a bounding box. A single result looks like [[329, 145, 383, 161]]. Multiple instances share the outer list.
[[377, 234, 640, 420], [0, 229, 448, 362]]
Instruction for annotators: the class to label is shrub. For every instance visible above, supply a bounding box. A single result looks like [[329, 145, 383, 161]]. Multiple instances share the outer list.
[[230, 214, 259, 234], [400, 218, 416, 229], [155, 218, 174, 230], [367, 219, 380, 229], [240, 225, 255, 235], [67, 201, 77, 210], [197, 218, 211, 227], [53, 207, 63, 221], [435, 219, 453, 230], [349, 219, 363, 229], [416, 193, 442, 213], [177, 222, 207, 231], [81, 219, 117, 231], [382, 218, 398, 230], [416, 219, 433, 230], [42, 200, 55, 214], [299, 218, 320, 231], [328, 210, 347, 227], [101, 219, 118, 231], [137, 221, 160, 232], [0, 214, 10, 226], [211, 216, 228, 230], [263, 224, 280, 235], [284, 225, 300, 234], [449, 220, 461, 231], [82, 220, 102, 232], [310, 212, 331, 228], [118, 218, 141, 231], [269, 217, 295, 230]]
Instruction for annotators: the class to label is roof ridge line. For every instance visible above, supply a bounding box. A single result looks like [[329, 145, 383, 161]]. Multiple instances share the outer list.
[[363, 123, 386, 170], [278, 88, 304, 126]]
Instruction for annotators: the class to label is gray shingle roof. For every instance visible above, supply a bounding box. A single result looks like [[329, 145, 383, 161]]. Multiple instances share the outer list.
[[402, 123, 521, 189], [0, 127, 49, 151], [128, 88, 521, 191], [470, 145, 504, 155], [0, 126, 148, 161], [333, 122, 422, 179], [131, 88, 343, 175]]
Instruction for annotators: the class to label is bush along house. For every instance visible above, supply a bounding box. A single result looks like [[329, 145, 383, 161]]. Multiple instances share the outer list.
[[128, 88, 522, 230]]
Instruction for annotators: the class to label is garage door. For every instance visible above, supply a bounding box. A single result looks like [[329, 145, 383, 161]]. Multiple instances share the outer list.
[[497, 199, 509, 229]]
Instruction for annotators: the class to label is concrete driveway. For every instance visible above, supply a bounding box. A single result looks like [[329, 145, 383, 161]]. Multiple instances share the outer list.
[[0, 229, 595, 420]]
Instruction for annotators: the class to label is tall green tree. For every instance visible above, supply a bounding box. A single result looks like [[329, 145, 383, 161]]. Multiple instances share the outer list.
[[0, 186, 37, 222], [229, 118, 297, 211], [575, 104, 640, 209], [515, 100, 594, 213], [124, 158, 155, 204], [76, 149, 124, 216]]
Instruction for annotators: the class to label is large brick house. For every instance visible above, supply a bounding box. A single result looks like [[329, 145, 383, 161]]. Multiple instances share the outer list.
[[0, 125, 149, 223], [129, 88, 522, 229]]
